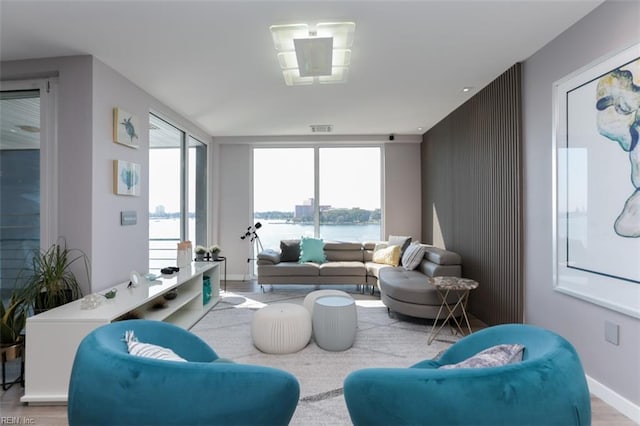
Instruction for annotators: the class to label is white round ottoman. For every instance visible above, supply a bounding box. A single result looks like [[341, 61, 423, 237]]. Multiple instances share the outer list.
[[251, 303, 311, 354], [303, 289, 352, 315]]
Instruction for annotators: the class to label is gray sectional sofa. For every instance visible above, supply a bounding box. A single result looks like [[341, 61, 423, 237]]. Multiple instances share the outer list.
[[257, 239, 464, 319]]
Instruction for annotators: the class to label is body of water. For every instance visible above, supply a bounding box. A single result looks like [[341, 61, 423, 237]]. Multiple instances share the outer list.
[[255, 220, 382, 251], [149, 218, 382, 255]]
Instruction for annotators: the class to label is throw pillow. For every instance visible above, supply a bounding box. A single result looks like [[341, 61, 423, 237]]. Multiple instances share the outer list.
[[299, 236, 326, 263], [401, 242, 427, 270], [372, 245, 401, 266], [388, 235, 412, 262], [280, 239, 301, 262], [439, 344, 525, 369], [124, 330, 187, 362]]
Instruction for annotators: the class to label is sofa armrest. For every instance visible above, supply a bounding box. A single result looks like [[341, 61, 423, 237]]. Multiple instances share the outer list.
[[257, 249, 281, 265]]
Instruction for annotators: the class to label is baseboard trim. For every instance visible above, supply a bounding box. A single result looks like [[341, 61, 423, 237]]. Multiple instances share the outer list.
[[587, 375, 640, 423]]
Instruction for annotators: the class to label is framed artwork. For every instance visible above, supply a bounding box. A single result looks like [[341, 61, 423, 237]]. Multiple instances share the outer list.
[[553, 42, 640, 318], [113, 160, 141, 196], [113, 107, 140, 148]]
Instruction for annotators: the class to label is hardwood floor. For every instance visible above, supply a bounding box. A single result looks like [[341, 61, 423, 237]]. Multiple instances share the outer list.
[[1, 280, 637, 425]]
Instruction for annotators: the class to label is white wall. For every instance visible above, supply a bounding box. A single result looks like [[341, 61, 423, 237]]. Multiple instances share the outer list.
[[2, 55, 212, 294], [523, 0, 639, 417], [216, 141, 422, 278], [383, 143, 421, 240]]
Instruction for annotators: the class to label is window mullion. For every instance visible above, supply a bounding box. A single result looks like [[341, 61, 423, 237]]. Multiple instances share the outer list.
[[313, 146, 320, 238]]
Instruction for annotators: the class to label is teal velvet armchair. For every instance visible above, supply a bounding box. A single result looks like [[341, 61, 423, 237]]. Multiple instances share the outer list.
[[68, 320, 300, 426], [344, 324, 591, 426]]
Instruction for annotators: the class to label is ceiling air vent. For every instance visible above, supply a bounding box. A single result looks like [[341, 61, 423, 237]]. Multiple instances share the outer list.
[[310, 124, 332, 133]]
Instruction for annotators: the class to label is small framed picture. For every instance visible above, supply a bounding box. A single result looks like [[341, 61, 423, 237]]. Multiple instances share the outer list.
[[113, 160, 141, 196], [113, 107, 140, 148]]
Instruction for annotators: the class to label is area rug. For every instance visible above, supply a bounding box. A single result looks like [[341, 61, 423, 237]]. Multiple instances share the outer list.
[[190, 287, 469, 425]]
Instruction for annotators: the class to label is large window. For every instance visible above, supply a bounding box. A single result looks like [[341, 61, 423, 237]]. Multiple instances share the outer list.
[[253, 147, 381, 252], [149, 114, 207, 270]]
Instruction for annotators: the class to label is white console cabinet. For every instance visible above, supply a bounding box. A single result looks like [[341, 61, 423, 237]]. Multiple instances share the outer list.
[[20, 262, 220, 405]]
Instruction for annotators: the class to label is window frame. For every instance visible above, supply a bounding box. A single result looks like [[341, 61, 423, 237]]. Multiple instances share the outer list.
[[251, 144, 384, 241]]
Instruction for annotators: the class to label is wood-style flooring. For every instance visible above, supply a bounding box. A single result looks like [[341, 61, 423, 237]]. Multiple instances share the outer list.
[[1, 280, 637, 425]]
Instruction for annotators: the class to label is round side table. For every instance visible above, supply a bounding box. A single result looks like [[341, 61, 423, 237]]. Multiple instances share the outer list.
[[427, 276, 479, 345], [312, 296, 357, 351]]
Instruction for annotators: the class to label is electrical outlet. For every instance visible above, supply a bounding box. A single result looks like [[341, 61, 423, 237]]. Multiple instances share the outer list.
[[604, 321, 619, 345]]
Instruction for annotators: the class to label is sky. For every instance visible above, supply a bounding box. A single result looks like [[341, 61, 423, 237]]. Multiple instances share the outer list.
[[253, 147, 381, 212], [149, 146, 382, 214]]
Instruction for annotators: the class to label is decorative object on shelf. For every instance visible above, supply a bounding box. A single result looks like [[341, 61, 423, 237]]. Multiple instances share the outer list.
[[208, 244, 222, 261], [18, 238, 88, 315], [177, 241, 192, 266], [113, 160, 140, 196], [203, 276, 212, 305], [113, 107, 140, 148], [163, 289, 178, 301], [194, 245, 207, 261], [129, 271, 142, 287], [80, 294, 102, 310], [103, 288, 118, 299], [160, 266, 180, 275]]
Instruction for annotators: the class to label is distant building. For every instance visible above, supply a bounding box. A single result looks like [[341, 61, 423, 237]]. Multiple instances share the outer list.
[[294, 198, 330, 218]]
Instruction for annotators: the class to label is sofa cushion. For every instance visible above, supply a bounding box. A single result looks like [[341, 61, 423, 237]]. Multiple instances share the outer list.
[[319, 262, 366, 277], [423, 246, 462, 265], [299, 237, 326, 263], [258, 263, 320, 277], [280, 240, 300, 262], [401, 242, 427, 270], [372, 245, 401, 266]]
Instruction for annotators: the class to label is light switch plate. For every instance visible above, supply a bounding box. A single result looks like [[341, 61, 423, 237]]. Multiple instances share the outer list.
[[121, 210, 137, 226], [605, 321, 619, 345]]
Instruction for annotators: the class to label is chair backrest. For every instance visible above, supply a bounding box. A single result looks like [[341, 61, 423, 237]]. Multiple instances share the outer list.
[[344, 324, 591, 426], [68, 319, 300, 426]]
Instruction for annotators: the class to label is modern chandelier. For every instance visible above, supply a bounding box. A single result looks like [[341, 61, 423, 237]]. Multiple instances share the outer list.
[[269, 21, 355, 86]]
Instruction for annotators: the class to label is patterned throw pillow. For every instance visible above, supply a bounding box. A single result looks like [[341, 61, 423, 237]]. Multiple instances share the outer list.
[[401, 242, 427, 270], [372, 245, 401, 266], [439, 344, 525, 369], [124, 330, 187, 362], [299, 236, 326, 263]]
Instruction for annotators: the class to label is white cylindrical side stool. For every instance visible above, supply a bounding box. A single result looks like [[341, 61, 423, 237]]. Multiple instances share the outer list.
[[303, 289, 352, 316], [313, 296, 357, 351], [251, 303, 311, 354]]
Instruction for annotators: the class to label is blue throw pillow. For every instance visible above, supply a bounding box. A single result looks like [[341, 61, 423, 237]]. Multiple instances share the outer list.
[[299, 236, 326, 263]]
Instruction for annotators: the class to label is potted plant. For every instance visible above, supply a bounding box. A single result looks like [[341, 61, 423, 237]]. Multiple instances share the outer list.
[[19, 239, 89, 315], [0, 292, 27, 361], [194, 245, 207, 261], [208, 245, 222, 260]]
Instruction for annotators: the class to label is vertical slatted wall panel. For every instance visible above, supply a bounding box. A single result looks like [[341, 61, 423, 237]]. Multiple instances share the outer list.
[[421, 64, 522, 325]]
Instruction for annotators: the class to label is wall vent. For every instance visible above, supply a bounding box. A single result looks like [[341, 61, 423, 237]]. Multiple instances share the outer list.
[[310, 124, 332, 133]]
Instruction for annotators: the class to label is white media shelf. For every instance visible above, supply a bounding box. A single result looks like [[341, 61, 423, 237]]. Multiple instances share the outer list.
[[20, 262, 220, 405]]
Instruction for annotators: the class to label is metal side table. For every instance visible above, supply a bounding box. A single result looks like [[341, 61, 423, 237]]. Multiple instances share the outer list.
[[427, 276, 479, 345]]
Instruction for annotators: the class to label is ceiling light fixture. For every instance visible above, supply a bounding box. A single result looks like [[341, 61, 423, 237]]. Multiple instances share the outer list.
[[462, 87, 474, 93], [270, 22, 355, 86]]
